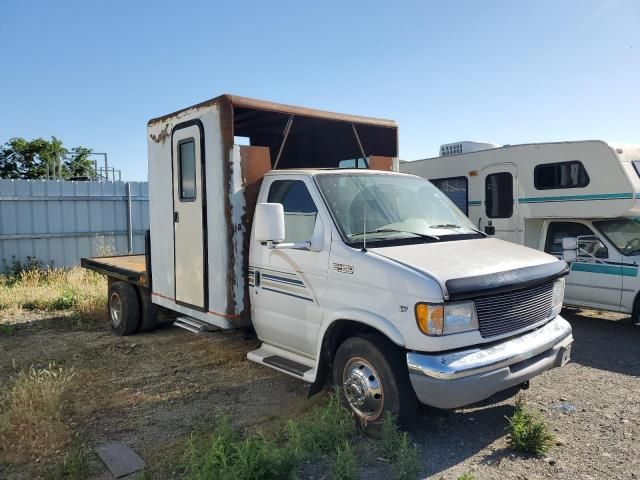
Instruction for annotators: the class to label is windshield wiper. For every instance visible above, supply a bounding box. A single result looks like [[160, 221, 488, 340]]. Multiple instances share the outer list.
[[350, 228, 440, 241], [430, 223, 487, 237]]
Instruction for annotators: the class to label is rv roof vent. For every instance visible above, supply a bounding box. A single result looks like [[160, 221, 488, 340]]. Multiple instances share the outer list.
[[439, 141, 499, 157]]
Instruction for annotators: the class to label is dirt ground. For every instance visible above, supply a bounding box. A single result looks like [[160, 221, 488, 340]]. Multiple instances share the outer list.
[[0, 308, 638, 480]]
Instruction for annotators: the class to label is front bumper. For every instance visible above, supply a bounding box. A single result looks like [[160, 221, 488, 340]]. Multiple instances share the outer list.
[[406, 315, 573, 409]]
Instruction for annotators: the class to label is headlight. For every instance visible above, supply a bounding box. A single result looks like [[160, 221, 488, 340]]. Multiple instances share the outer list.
[[551, 277, 565, 316], [415, 301, 478, 336]]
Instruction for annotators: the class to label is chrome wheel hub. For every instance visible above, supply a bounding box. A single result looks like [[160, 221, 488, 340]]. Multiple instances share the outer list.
[[342, 357, 384, 421], [110, 292, 123, 327]]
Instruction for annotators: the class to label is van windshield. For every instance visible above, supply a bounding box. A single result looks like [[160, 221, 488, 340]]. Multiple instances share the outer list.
[[594, 218, 640, 256], [315, 172, 481, 245]]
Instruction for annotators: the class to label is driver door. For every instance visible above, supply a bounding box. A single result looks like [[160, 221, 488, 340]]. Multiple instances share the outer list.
[[249, 177, 330, 357]]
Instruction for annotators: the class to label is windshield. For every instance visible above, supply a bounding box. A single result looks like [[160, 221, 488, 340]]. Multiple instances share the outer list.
[[315, 172, 480, 245], [594, 218, 640, 256]]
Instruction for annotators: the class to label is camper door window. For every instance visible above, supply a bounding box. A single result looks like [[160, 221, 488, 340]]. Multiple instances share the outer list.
[[485, 172, 513, 218], [178, 139, 197, 201]]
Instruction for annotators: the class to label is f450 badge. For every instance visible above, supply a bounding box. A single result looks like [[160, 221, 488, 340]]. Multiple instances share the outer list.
[[333, 263, 354, 274]]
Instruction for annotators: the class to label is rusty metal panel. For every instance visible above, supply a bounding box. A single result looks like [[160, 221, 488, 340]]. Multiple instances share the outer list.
[[148, 94, 398, 130], [368, 156, 395, 171]]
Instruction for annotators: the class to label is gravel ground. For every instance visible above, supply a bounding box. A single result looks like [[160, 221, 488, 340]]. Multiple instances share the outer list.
[[0, 308, 638, 479]]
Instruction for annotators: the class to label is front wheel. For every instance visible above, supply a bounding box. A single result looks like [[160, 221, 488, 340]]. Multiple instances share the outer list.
[[333, 334, 417, 436]]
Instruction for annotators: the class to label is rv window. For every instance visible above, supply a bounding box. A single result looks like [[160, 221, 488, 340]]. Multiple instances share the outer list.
[[485, 172, 513, 218], [534, 161, 590, 190], [178, 139, 196, 201], [633, 160, 640, 178], [430, 177, 468, 215], [545, 222, 607, 258], [338, 158, 368, 169], [267, 180, 318, 243]]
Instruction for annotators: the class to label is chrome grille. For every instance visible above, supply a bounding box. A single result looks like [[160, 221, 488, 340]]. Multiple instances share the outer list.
[[475, 281, 554, 338]]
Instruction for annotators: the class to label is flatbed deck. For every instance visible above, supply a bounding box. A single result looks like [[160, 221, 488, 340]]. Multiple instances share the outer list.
[[81, 255, 148, 287]]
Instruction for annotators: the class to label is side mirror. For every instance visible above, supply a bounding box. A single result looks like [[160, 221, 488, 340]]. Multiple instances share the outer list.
[[484, 220, 495, 236], [254, 203, 285, 243], [562, 237, 578, 263]]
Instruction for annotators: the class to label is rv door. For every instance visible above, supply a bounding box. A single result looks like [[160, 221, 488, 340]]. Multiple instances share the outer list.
[[481, 164, 518, 243], [172, 122, 206, 310]]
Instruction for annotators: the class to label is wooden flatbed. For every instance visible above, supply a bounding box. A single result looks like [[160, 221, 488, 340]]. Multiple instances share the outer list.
[[81, 255, 149, 287]]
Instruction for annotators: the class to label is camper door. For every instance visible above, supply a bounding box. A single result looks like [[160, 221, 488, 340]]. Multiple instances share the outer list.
[[481, 164, 518, 243], [172, 122, 206, 310]]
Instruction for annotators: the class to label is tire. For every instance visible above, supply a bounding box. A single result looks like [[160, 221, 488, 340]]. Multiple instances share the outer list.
[[631, 294, 640, 325], [333, 333, 417, 436], [108, 281, 140, 336], [137, 287, 158, 332]]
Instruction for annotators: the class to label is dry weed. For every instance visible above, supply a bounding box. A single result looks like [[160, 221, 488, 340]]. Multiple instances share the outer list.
[[0, 267, 106, 323], [0, 362, 75, 463]]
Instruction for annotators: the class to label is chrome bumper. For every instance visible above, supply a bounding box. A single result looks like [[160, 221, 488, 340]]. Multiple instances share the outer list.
[[406, 316, 573, 409]]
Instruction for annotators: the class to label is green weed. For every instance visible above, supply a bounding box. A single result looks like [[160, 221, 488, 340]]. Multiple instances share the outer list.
[[506, 397, 555, 455], [45, 446, 92, 480], [380, 413, 421, 480], [330, 441, 358, 480]]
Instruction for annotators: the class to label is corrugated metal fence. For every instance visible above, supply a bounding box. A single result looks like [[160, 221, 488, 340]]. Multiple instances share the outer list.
[[0, 179, 149, 272]]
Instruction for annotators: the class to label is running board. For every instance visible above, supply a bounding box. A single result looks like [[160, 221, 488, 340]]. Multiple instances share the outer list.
[[173, 316, 219, 334], [247, 344, 316, 382]]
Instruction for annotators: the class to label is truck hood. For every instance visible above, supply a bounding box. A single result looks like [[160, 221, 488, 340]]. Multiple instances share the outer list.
[[371, 237, 564, 299]]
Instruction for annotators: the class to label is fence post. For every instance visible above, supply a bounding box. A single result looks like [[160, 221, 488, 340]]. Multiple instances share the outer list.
[[126, 182, 133, 254]]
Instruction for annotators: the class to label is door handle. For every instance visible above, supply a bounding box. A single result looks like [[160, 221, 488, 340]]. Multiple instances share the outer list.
[[174, 211, 179, 223]]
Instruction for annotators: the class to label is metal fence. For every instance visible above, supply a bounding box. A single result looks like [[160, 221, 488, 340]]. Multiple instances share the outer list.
[[0, 179, 149, 272]]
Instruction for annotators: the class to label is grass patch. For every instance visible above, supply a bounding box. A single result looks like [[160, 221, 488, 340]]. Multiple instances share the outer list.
[[0, 267, 106, 322], [506, 397, 555, 455], [286, 389, 355, 456], [330, 441, 357, 480], [380, 413, 421, 480], [45, 445, 92, 480], [0, 363, 75, 463], [183, 416, 297, 480], [183, 390, 356, 480]]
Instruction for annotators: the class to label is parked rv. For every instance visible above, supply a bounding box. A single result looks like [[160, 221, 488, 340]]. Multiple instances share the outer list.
[[83, 97, 573, 431], [401, 140, 640, 325]]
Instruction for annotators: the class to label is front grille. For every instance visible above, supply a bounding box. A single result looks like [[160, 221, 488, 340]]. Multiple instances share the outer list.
[[475, 281, 554, 338]]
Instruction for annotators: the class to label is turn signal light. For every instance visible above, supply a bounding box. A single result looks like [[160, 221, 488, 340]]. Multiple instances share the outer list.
[[415, 303, 444, 336]]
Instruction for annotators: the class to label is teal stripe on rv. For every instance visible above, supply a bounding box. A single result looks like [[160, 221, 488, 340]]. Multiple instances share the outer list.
[[570, 262, 638, 277], [468, 200, 481, 206], [519, 193, 635, 204]]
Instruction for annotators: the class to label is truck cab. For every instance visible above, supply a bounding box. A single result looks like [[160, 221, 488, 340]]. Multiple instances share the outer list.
[[83, 96, 573, 433]]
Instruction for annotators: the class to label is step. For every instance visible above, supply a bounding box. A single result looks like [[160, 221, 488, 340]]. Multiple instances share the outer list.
[[247, 344, 316, 382], [173, 316, 218, 334]]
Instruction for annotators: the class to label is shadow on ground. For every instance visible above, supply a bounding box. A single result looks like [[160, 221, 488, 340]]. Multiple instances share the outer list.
[[561, 309, 639, 377]]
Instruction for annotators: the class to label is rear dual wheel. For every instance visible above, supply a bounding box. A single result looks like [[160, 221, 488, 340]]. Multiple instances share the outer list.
[[108, 281, 158, 335], [333, 334, 417, 436]]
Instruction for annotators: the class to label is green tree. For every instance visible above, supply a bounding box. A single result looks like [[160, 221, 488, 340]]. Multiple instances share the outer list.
[[63, 146, 94, 178], [0, 137, 95, 179]]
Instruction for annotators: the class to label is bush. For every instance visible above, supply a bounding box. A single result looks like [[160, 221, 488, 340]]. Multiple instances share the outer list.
[[506, 397, 555, 455], [457, 472, 475, 480], [331, 441, 358, 480]]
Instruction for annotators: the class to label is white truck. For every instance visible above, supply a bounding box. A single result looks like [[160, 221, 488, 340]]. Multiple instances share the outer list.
[[83, 96, 573, 432], [401, 140, 640, 325]]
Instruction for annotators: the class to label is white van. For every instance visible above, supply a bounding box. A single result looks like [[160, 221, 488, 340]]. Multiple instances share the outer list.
[[401, 140, 640, 324], [83, 97, 573, 432]]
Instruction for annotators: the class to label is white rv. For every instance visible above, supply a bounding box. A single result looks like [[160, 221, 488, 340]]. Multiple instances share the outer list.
[[401, 140, 640, 324], [83, 97, 573, 432]]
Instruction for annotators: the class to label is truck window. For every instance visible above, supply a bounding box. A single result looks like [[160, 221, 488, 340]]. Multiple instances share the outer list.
[[485, 172, 513, 218], [267, 180, 318, 243], [178, 139, 196, 201], [534, 161, 590, 190], [430, 177, 468, 215], [545, 222, 606, 258]]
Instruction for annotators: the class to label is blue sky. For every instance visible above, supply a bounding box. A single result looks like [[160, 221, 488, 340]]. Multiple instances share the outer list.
[[1, 0, 638, 181]]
